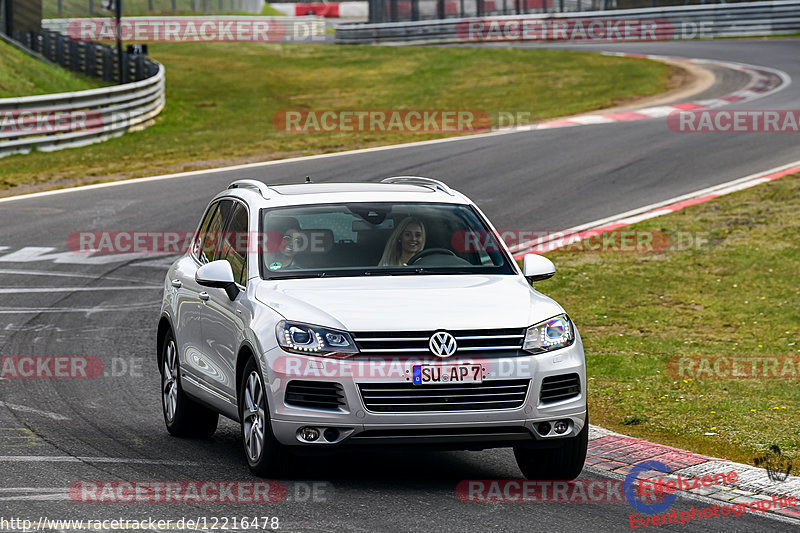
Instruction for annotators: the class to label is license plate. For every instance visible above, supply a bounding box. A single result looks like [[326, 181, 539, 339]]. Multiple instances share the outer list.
[[412, 364, 483, 385]]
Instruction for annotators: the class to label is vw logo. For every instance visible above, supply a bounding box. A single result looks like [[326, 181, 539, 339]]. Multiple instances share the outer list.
[[429, 331, 457, 357]]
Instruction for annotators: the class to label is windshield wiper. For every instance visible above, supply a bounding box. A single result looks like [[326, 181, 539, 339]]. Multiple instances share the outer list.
[[267, 271, 341, 280], [362, 268, 425, 276], [365, 268, 487, 276], [270, 268, 485, 280]]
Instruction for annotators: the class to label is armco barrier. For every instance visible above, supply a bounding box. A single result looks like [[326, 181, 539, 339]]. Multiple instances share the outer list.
[[335, 0, 800, 43], [0, 62, 165, 158]]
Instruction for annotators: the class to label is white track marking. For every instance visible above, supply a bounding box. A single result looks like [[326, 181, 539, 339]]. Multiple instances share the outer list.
[[0, 269, 151, 283], [0, 493, 71, 501], [0, 57, 788, 205], [0, 402, 69, 421], [0, 247, 152, 265], [0, 287, 160, 294], [0, 302, 159, 314], [131, 256, 182, 269], [512, 158, 800, 255], [0, 487, 67, 492], [0, 456, 197, 464]]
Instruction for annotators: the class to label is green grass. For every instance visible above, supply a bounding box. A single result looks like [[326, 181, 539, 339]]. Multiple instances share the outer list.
[[531, 172, 800, 466], [0, 40, 103, 97], [261, 2, 286, 16], [0, 42, 670, 193]]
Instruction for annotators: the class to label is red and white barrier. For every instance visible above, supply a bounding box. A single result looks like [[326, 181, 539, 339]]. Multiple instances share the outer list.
[[272, 2, 368, 18], [271, 1, 550, 19]]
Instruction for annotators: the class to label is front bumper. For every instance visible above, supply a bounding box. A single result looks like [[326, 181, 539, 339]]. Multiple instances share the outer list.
[[261, 337, 587, 449]]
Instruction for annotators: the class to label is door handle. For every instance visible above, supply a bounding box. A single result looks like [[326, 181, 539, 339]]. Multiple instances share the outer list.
[[171, 279, 182, 288], [199, 292, 209, 301]]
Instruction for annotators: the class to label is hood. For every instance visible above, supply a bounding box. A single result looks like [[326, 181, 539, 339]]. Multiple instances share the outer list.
[[254, 275, 563, 331]]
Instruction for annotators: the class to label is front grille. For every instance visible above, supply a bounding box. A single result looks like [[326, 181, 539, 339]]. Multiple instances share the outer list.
[[351, 328, 525, 358], [540, 373, 581, 403], [358, 379, 529, 412], [285, 381, 345, 410]]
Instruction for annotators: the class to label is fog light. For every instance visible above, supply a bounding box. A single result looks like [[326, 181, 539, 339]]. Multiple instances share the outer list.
[[554, 420, 570, 434], [300, 427, 320, 441], [537, 422, 552, 435], [323, 428, 340, 442]]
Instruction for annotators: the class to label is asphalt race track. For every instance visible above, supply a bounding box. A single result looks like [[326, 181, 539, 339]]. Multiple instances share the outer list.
[[0, 38, 799, 532]]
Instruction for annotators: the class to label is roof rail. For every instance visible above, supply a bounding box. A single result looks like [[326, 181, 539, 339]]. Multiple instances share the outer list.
[[227, 179, 270, 198], [381, 176, 453, 195]]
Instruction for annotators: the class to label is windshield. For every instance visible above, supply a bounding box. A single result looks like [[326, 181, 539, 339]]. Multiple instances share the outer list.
[[259, 202, 515, 278]]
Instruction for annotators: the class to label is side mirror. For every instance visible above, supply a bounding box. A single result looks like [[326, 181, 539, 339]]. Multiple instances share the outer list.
[[522, 254, 555, 283], [196, 260, 239, 300]]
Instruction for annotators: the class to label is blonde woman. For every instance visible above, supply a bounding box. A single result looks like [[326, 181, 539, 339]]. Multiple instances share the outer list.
[[379, 217, 426, 266]]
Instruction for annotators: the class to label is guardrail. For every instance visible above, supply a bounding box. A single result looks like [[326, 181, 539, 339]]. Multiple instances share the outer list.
[[335, 0, 800, 43], [0, 53, 165, 158]]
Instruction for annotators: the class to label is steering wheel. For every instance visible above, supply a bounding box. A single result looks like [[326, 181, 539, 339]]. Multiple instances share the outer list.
[[406, 248, 457, 265]]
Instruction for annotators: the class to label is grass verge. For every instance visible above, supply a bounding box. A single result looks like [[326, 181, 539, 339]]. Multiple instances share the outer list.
[[533, 172, 800, 466], [261, 2, 287, 16], [0, 42, 670, 194], [0, 40, 104, 97]]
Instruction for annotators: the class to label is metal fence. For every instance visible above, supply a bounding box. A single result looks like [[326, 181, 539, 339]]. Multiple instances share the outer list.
[[13, 29, 159, 82], [42, 0, 266, 18], [367, 0, 783, 22], [41, 15, 327, 42], [340, 0, 800, 42]]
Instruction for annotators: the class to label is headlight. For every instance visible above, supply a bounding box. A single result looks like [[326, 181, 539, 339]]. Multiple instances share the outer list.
[[523, 314, 574, 353], [276, 320, 359, 357]]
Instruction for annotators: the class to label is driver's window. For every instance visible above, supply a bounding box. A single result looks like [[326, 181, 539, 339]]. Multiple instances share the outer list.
[[218, 202, 248, 286], [192, 203, 217, 263], [198, 200, 234, 264]]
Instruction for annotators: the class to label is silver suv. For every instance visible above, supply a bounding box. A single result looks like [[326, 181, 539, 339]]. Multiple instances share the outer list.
[[157, 177, 587, 479]]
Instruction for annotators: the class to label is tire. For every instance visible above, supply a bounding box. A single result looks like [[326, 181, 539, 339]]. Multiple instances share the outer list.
[[239, 357, 292, 477], [160, 330, 219, 438], [514, 415, 588, 480]]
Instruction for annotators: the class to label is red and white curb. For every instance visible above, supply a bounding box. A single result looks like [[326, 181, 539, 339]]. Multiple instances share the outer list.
[[587, 425, 800, 521], [531, 54, 790, 130], [512, 158, 800, 258]]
